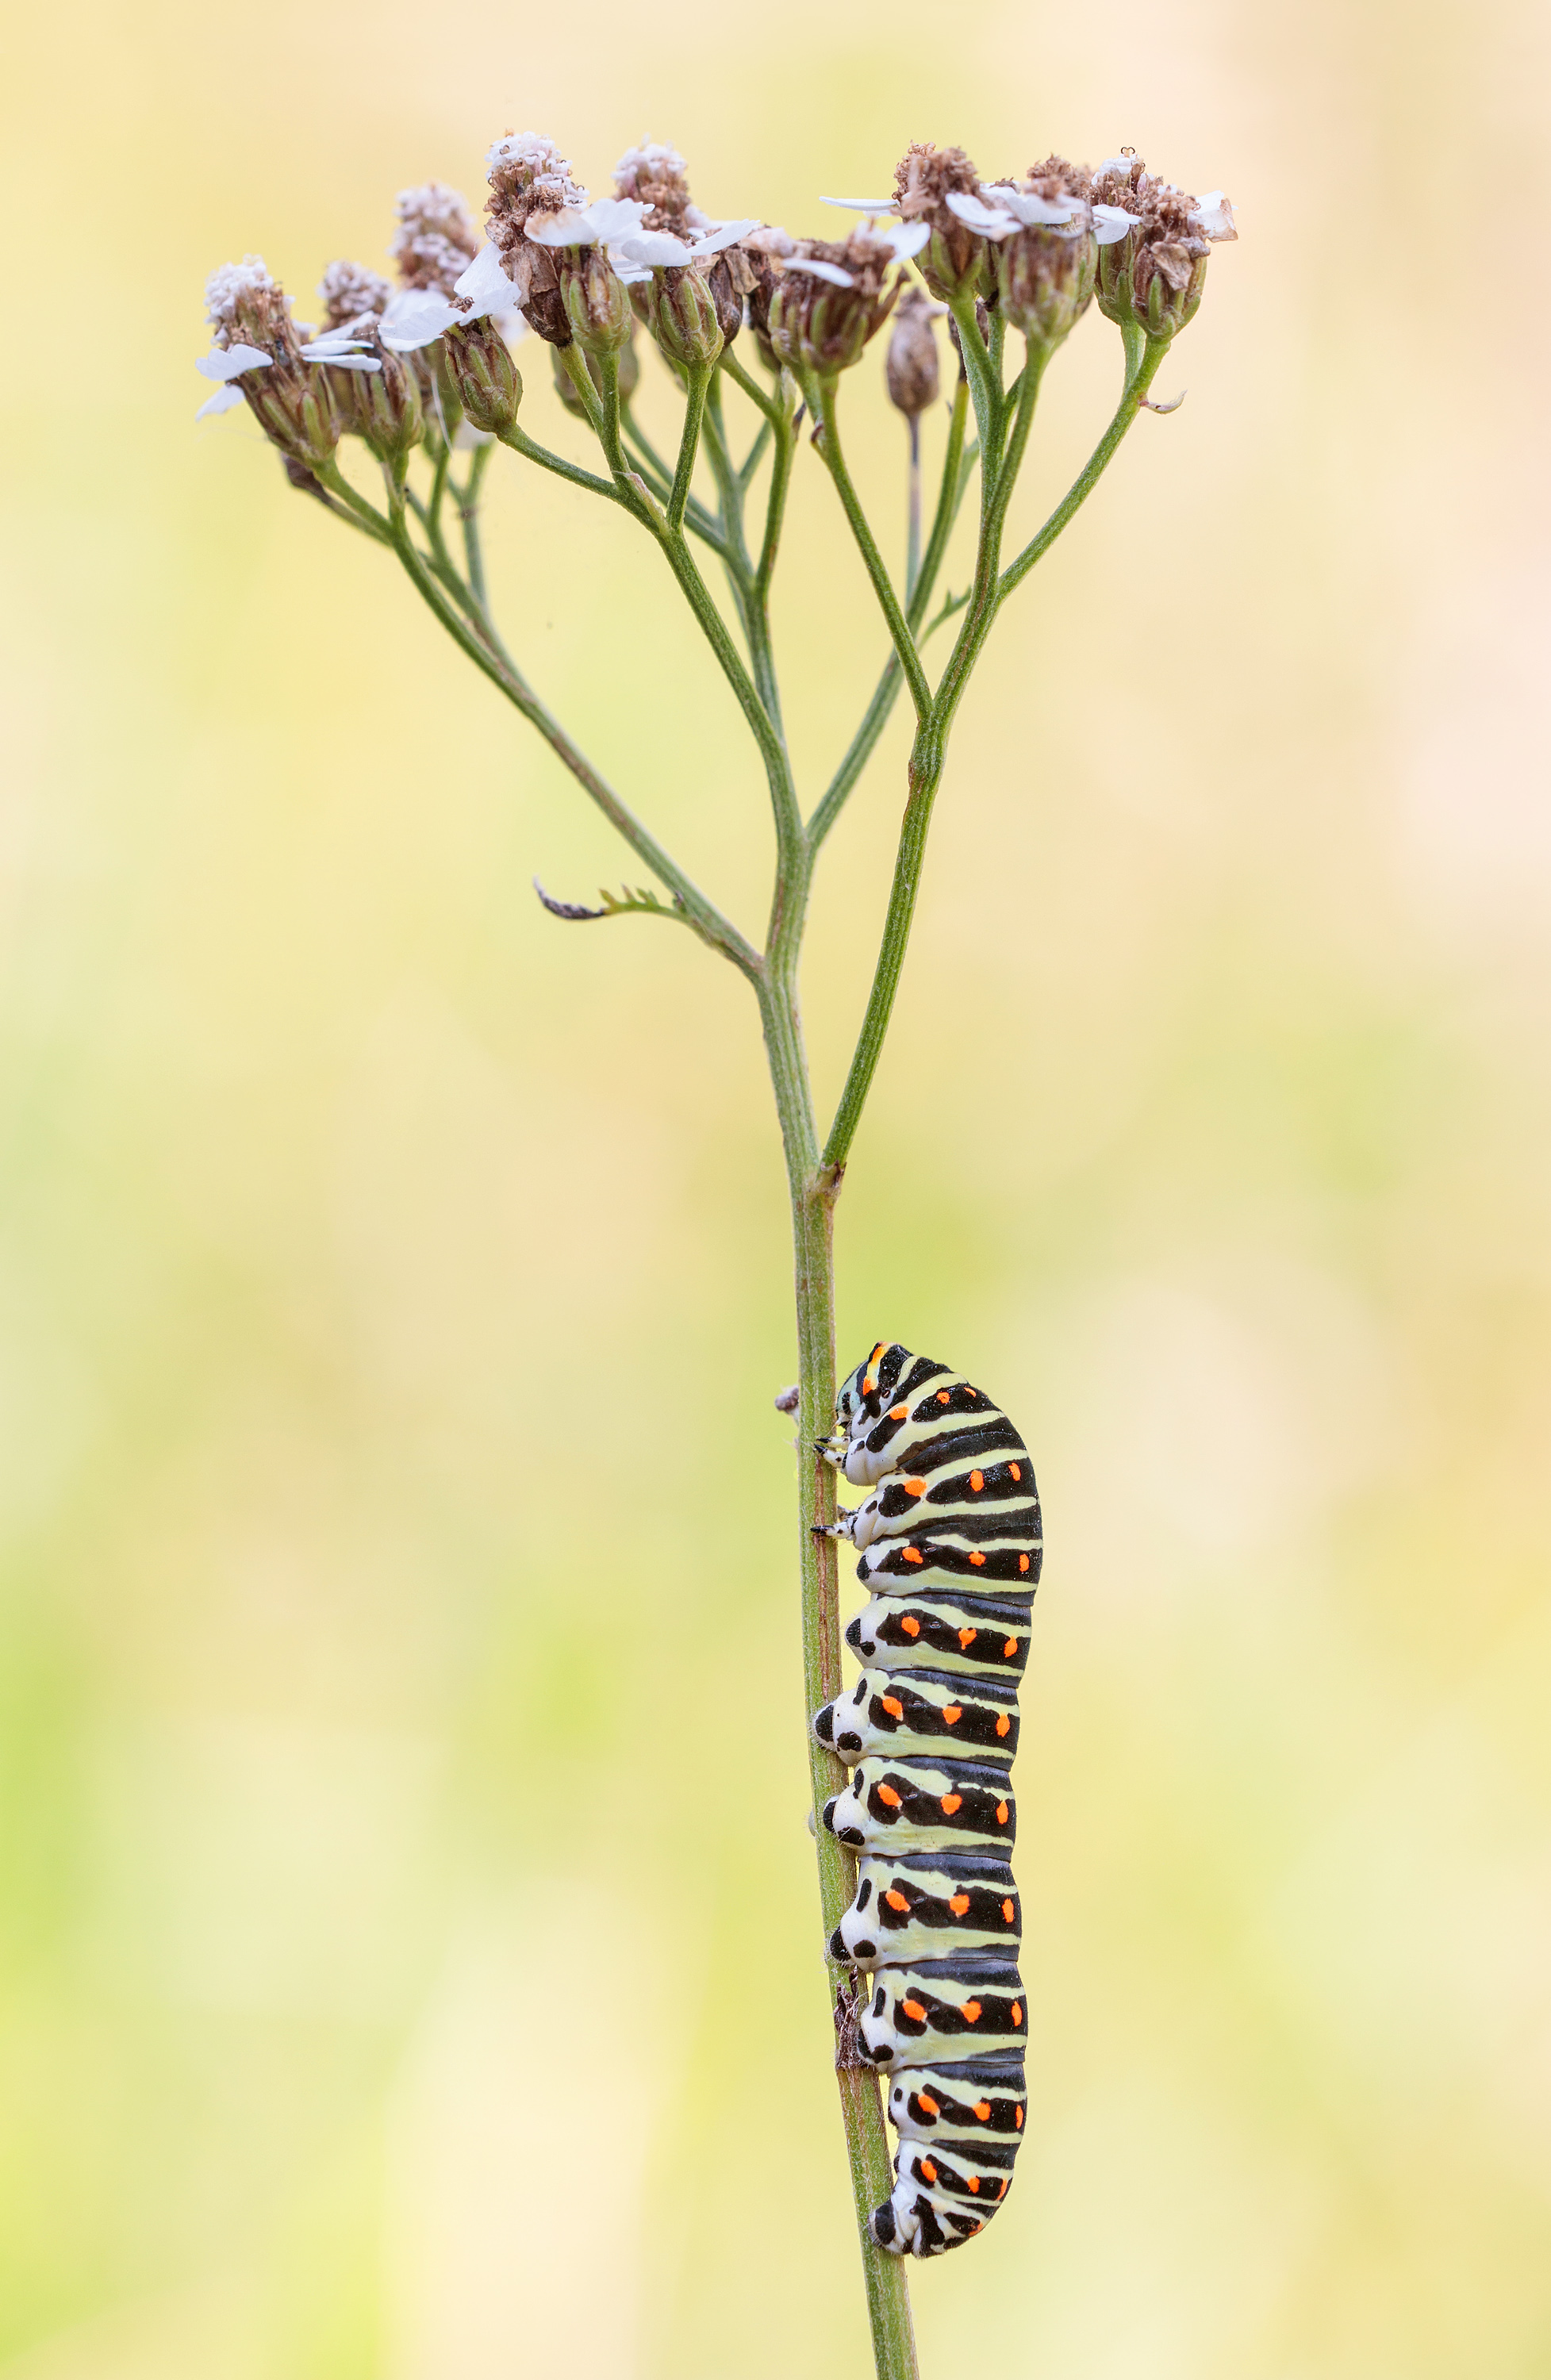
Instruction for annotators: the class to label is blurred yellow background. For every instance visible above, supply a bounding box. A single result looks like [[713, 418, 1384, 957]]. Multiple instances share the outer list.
[[2, 0, 1549, 2374]]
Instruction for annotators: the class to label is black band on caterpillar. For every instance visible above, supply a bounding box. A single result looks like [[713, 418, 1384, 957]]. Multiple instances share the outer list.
[[817, 1342, 1039, 2258]]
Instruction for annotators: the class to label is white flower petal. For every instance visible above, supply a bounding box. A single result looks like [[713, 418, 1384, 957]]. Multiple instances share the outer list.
[[310, 352, 382, 371], [451, 240, 522, 320], [1189, 190, 1236, 240], [820, 194, 896, 213], [943, 190, 1018, 240], [380, 287, 461, 349], [195, 382, 246, 418], [1092, 203, 1137, 246], [1097, 155, 1134, 178], [613, 228, 695, 267], [299, 335, 371, 359], [195, 342, 271, 381], [785, 255, 855, 288], [882, 221, 930, 259], [687, 216, 762, 258], [982, 183, 1085, 228]]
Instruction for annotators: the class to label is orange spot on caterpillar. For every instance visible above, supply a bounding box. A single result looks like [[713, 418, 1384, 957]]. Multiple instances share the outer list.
[[997, 2177, 1008, 2198], [962, 1999, 982, 2023], [889, 1403, 908, 1419], [1015, 2106, 1024, 2129], [885, 1889, 909, 1912], [969, 1470, 985, 1492], [949, 1892, 971, 1915], [903, 1477, 927, 1498], [1011, 2002, 1023, 2025], [1003, 1637, 1018, 1657], [877, 1784, 902, 1807], [973, 2100, 992, 2121], [1001, 1898, 1015, 1923], [936, 1389, 950, 1404], [967, 2174, 981, 2193], [968, 1550, 985, 1568], [1019, 1554, 1030, 1574], [943, 1705, 962, 1725], [996, 1800, 1009, 1824], [903, 1546, 924, 1565], [917, 2091, 940, 2116], [1010, 1463, 1022, 1481], [881, 1695, 904, 1718], [996, 1714, 1011, 1737], [900, 1614, 921, 1635], [920, 2157, 938, 2182], [940, 1792, 963, 1814], [958, 1627, 978, 1649], [903, 1999, 927, 2023]]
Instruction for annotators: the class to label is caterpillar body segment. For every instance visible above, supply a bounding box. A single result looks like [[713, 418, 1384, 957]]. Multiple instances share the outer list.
[[814, 1665, 1019, 1764], [817, 1343, 1038, 2258], [823, 1753, 1015, 1856], [885, 2056, 1027, 2143], [845, 1588, 1033, 1679], [876, 2134, 1019, 2254], [859, 1956, 1027, 2068], [831, 1850, 1021, 1967]]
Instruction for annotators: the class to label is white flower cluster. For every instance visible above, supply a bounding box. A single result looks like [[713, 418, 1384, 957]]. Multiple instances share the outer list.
[[194, 255, 382, 420], [387, 181, 479, 294], [823, 161, 1234, 254]]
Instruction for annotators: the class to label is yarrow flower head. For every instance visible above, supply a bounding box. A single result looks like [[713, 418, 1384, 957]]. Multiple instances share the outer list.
[[1088, 152, 1236, 340], [612, 141, 699, 233], [766, 221, 926, 380], [194, 255, 381, 462], [317, 259, 392, 333], [389, 182, 480, 293], [483, 131, 591, 344], [892, 143, 992, 302], [939, 157, 1098, 351]]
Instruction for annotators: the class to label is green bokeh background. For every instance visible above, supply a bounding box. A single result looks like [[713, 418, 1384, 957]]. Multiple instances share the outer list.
[[3, 1, 1549, 2374]]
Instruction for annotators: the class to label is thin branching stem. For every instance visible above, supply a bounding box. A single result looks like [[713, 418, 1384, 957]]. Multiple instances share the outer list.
[[304, 299, 1191, 2380]]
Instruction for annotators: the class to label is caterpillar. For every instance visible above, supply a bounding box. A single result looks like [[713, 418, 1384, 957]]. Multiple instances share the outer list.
[[815, 1341, 1040, 2259]]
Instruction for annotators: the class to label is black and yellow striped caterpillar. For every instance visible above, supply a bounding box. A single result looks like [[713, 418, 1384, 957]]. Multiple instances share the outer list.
[[816, 1342, 1039, 2258]]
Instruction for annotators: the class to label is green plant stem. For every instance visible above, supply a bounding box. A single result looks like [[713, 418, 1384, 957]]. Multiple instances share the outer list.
[[806, 379, 971, 854], [822, 329, 1159, 1173], [905, 414, 923, 598], [755, 960, 921, 2380], [670, 359, 714, 534], [808, 374, 931, 722], [459, 440, 494, 611]]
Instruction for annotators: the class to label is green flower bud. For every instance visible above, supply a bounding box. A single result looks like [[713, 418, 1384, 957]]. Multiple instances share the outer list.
[[560, 248, 634, 355], [632, 263, 724, 369], [443, 320, 524, 436], [767, 236, 902, 379], [341, 334, 423, 462]]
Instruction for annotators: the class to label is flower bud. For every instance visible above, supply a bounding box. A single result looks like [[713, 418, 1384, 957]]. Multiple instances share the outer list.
[[632, 263, 724, 368], [885, 287, 942, 416], [485, 132, 588, 347], [990, 174, 1096, 351], [560, 247, 633, 355], [340, 329, 423, 460], [893, 142, 991, 302], [443, 319, 524, 436], [767, 235, 902, 379]]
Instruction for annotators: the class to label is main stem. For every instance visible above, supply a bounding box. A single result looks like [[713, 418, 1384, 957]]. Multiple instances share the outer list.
[[758, 963, 920, 2380]]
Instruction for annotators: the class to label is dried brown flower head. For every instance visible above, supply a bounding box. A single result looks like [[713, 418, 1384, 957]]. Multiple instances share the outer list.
[[612, 140, 696, 233], [893, 142, 989, 302], [317, 259, 392, 333], [483, 132, 589, 345], [1089, 151, 1234, 340], [767, 232, 904, 379], [390, 182, 479, 294]]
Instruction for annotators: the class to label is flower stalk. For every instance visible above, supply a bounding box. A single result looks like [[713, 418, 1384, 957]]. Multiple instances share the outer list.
[[197, 133, 1234, 2379]]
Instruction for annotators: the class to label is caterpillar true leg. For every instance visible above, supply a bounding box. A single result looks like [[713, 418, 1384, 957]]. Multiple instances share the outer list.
[[816, 1342, 1040, 2258]]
